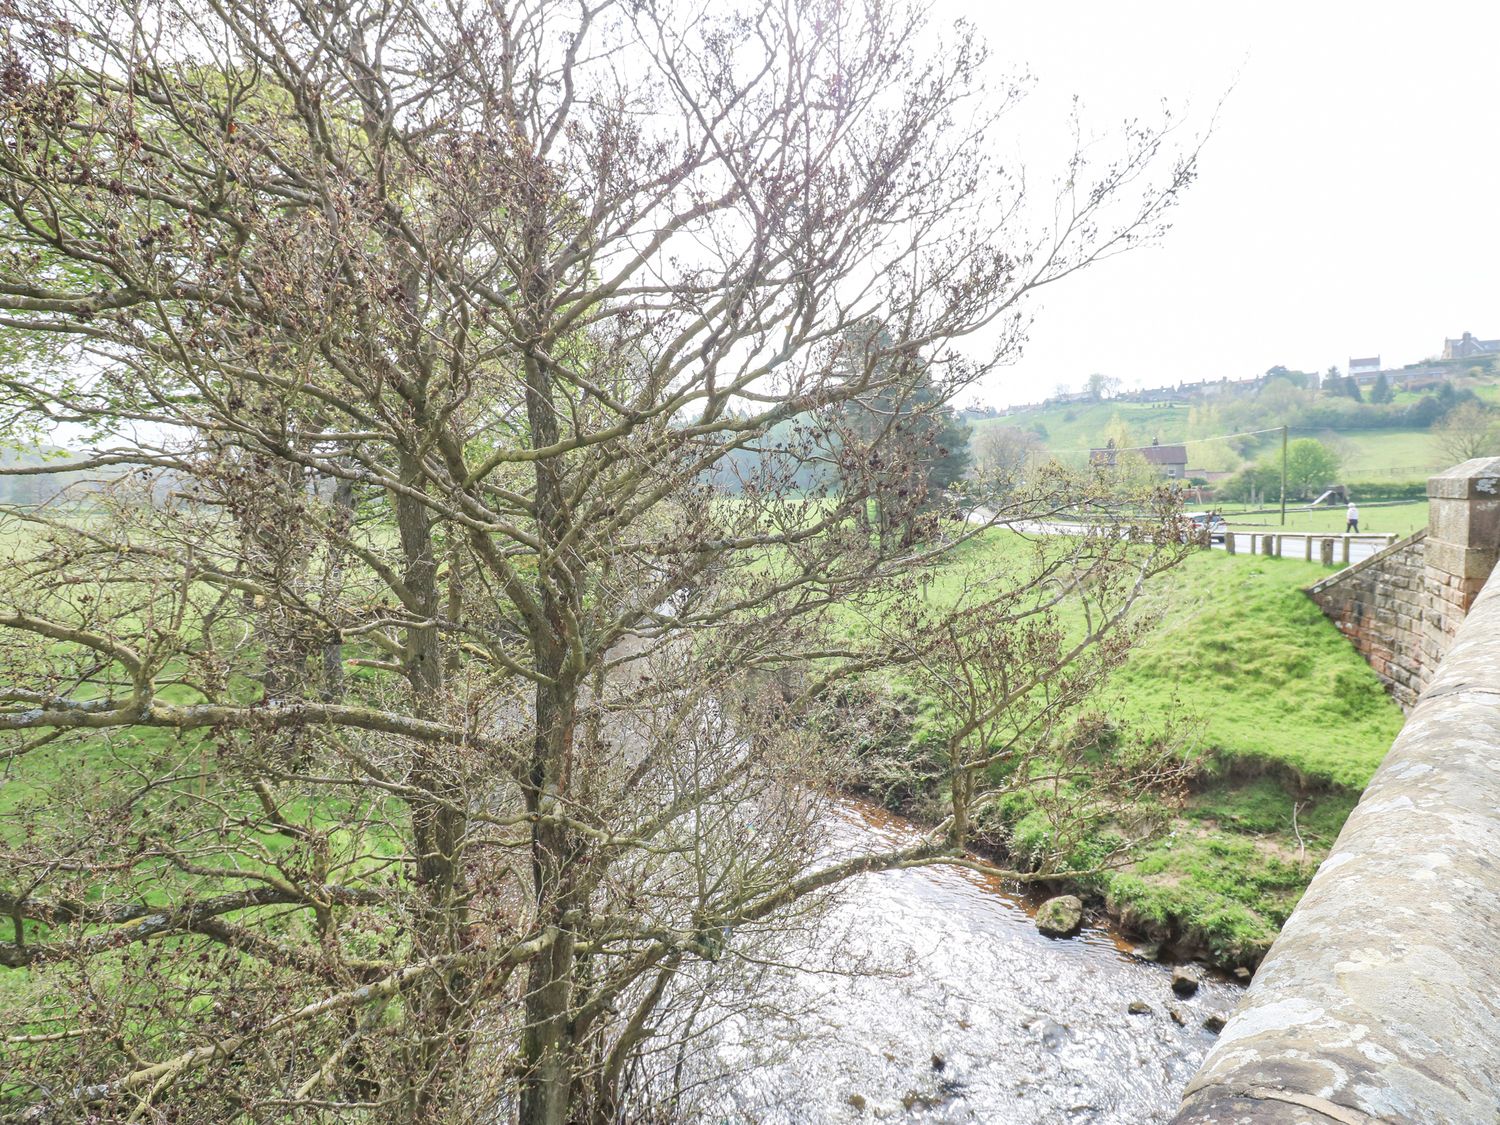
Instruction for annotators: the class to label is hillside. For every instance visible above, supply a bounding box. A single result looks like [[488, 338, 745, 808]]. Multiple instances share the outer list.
[[974, 367, 1500, 482]]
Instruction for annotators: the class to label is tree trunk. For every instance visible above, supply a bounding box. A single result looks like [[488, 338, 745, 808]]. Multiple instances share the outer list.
[[519, 671, 583, 1123], [393, 453, 470, 1110], [518, 330, 588, 1122]]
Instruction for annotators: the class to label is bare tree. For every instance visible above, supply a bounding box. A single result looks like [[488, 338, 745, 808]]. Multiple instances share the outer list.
[[1434, 401, 1500, 463], [1086, 372, 1121, 402], [972, 424, 1048, 486], [0, 0, 1199, 1120]]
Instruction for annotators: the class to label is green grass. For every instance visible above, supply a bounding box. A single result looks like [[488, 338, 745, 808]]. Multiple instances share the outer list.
[[855, 529, 1405, 965], [974, 403, 1196, 465], [1215, 500, 1428, 536], [1319, 428, 1446, 477], [1110, 550, 1402, 789], [901, 530, 1401, 790]]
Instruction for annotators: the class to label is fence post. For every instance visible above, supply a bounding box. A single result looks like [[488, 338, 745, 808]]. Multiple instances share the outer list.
[[1225, 532, 1236, 555], [1304, 535, 1313, 561], [1262, 534, 1276, 558], [1342, 536, 1351, 565], [1320, 537, 1335, 566]]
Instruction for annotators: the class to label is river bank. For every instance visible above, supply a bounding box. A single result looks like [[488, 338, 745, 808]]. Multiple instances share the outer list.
[[847, 770, 1279, 972], [828, 533, 1405, 970]]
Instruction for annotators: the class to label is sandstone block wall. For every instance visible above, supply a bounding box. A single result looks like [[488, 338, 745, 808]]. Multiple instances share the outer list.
[[1306, 533, 1427, 708], [1306, 456, 1500, 710], [1422, 458, 1500, 670]]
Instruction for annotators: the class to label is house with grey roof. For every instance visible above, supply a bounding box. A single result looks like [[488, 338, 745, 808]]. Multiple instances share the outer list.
[[1442, 332, 1500, 359]]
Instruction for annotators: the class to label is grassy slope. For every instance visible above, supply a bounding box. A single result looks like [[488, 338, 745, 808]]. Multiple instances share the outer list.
[[1111, 550, 1402, 789], [905, 531, 1404, 965], [920, 533, 1401, 791], [974, 401, 1461, 478], [1329, 429, 1444, 476], [1104, 551, 1403, 961], [973, 402, 1193, 461]]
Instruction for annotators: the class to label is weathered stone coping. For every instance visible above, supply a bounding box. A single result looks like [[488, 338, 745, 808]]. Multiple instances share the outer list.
[[1172, 563, 1500, 1124]]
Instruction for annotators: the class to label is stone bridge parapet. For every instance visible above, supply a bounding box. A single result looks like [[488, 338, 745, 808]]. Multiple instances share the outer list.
[[1173, 457, 1500, 1124]]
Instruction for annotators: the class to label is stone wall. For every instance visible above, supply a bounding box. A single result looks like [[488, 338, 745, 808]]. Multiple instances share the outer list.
[[1421, 458, 1500, 669], [1306, 456, 1500, 709], [1306, 532, 1427, 708], [1172, 457, 1500, 1124]]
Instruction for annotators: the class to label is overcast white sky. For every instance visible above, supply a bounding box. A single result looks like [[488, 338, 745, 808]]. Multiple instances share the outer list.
[[941, 1, 1500, 407]]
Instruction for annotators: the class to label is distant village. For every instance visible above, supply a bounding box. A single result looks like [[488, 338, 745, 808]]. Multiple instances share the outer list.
[[975, 331, 1500, 417]]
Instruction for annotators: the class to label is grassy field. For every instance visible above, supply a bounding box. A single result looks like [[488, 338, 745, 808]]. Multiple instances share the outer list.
[[1217, 499, 1429, 537], [1324, 428, 1445, 477], [865, 529, 1404, 965]]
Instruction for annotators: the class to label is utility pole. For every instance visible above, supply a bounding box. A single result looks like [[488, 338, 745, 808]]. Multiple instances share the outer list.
[[1280, 424, 1288, 526]]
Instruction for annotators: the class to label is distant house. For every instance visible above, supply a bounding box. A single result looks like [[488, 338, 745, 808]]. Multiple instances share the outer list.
[[1442, 332, 1500, 360], [1141, 441, 1189, 478], [1132, 385, 1181, 404], [1089, 438, 1189, 479], [1046, 390, 1095, 406], [1348, 356, 1382, 385]]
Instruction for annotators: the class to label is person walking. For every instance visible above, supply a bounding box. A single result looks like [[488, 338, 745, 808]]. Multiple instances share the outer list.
[[1345, 500, 1360, 533]]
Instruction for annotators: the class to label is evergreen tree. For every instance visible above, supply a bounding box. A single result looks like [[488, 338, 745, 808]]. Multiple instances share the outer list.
[[834, 327, 972, 547], [1370, 372, 1394, 404]]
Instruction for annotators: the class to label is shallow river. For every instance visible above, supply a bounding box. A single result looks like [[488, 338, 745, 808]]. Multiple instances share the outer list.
[[711, 799, 1240, 1124]]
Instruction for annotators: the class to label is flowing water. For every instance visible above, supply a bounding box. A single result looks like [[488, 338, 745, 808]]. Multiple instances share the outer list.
[[710, 798, 1240, 1124]]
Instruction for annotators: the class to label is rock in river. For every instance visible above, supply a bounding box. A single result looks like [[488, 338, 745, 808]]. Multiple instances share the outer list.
[[1035, 894, 1083, 937], [1127, 1000, 1152, 1015], [1171, 965, 1202, 997]]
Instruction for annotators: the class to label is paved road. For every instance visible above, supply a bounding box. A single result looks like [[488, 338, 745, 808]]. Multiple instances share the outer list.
[[969, 510, 1396, 568], [1219, 530, 1394, 566]]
